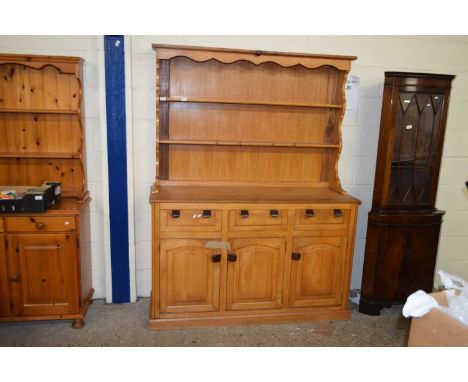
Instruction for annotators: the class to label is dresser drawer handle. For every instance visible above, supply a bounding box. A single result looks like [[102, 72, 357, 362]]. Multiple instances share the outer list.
[[270, 209, 279, 218], [306, 209, 315, 218], [202, 210, 212, 218], [333, 209, 343, 218], [171, 210, 180, 219], [228, 253, 237, 262], [240, 210, 249, 219], [35, 222, 45, 230], [211, 254, 221, 263], [292, 252, 301, 261]]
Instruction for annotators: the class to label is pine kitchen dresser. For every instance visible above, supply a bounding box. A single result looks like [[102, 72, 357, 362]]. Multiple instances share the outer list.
[[149, 44, 360, 329], [0, 53, 92, 328]]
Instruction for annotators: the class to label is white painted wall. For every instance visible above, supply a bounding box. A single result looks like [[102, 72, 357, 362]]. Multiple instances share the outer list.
[[1, 35, 467, 298]]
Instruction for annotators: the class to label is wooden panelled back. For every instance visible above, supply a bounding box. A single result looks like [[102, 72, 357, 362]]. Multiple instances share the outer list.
[[168, 145, 324, 184], [0, 64, 80, 111], [0, 114, 81, 154], [169, 104, 337, 145], [169, 58, 339, 104], [0, 54, 86, 198], [0, 158, 84, 196]]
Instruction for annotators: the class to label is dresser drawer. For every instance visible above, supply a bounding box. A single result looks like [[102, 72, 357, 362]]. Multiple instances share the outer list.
[[0, 218, 4, 233], [5, 216, 76, 232], [229, 209, 287, 231], [294, 208, 348, 229], [160, 209, 222, 232]]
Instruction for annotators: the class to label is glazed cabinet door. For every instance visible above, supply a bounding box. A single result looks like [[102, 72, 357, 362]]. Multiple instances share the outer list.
[[7, 233, 79, 316], [289, 236, 347, 308], [387, 92, 446, 208], [160, 239, 221, 313], [227, 238, 285, 311]]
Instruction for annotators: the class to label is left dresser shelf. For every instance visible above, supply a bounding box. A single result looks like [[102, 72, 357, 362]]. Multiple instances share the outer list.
[[0, 54, 93, 329]]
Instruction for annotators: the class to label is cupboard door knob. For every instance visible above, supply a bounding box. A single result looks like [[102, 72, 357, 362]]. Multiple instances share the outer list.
[[306, 209, 315, 218], [333, 209, 343, 218], [228, 253, 237, 262], [240, 210, 249, 218], [211, 254, 221, 263], [270, 209, 279, 218], [292, 252, 301, 261], [35, 222, 45, 230], [171, 210, 180, 218], [9, 274, 20, 282], [202, 210, 212, 218]]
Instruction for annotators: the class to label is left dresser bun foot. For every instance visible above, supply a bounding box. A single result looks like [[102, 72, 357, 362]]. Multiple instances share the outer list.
[[72, 318, 85, 329]]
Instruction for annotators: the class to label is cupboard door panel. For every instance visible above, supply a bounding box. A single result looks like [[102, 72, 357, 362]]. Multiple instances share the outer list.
[[289, 236, 346, 307], [7, 234, 79, 316], [160, 239, 221, 313], [227, 238, 285, 311]]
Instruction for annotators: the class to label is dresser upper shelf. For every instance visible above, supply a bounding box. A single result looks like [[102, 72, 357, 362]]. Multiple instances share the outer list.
[[159, 139, 340, 149], [153, 44, 357, 194], [0, 108, 79, 115], [159, 97, 343, 109]]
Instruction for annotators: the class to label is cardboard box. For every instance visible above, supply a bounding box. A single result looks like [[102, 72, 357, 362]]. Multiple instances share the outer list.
[[408, 291, 468, 346]]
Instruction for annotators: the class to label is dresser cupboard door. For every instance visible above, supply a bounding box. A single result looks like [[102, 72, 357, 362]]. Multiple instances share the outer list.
[[226, 238, 285, 311], [0, 232, 10, 317], [7, 234, 79, 316], [289, 237, 347, 308], [160, 239, 221, 313]]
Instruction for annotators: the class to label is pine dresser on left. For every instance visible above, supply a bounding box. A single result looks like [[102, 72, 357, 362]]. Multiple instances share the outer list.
[[0, 54, 93, 328]]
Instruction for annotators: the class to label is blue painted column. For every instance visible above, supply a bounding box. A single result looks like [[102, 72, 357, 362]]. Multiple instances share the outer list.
[[104, 35, 130, 303]]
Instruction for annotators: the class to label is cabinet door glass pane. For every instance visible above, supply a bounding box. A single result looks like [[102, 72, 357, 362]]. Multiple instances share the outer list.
[[387, 92, 444, 206]]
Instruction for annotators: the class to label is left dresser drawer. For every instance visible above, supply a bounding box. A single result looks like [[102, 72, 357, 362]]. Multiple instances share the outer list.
[[6, 216, 76, 233]]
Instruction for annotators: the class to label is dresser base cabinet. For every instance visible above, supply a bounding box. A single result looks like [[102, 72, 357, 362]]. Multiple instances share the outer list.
[[359, 210, 444, 315], [0, 199, 94, 328], [149, 197, 359, 330]]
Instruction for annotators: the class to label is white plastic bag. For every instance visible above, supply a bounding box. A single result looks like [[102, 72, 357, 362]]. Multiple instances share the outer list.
[[402, 270, 468, 326], [438, 270, 468, 325], [402, 290, 439, 317]]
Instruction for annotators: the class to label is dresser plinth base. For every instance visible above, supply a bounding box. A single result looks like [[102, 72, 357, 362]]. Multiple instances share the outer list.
[[149, 306, 350, 330]]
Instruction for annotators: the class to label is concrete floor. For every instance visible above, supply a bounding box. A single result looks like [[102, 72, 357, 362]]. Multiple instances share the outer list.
[[0, 299, 410, 346]]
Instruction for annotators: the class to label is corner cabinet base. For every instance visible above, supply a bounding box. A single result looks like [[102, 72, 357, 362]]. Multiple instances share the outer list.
[[359, 209, 444, 316], [149, 303, 350, 330]]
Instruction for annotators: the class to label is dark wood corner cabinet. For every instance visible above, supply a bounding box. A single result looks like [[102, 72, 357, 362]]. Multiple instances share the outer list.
[[149, 44, 360, 330], [0, 54, 93, 328], [359, 72, 455, 315]]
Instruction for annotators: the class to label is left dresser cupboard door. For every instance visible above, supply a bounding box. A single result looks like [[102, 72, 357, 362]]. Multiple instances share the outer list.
[[160, 239, 222, 314], [7, 234, 79, 317]]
